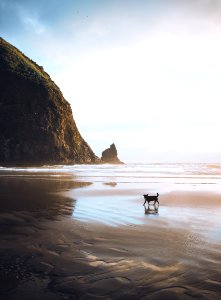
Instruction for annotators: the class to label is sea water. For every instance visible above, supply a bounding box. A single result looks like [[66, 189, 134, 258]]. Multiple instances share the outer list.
[[1, 163, 221, 200], [2, 162, 221, 189]]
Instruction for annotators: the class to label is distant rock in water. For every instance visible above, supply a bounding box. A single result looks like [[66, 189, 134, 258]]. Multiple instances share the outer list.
[[101, 143, 123, 164], [0, 37, 100, 166]]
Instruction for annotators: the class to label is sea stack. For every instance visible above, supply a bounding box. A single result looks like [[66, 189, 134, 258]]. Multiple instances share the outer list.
[[101, 143, 123, 164], [0, 37, 99, 166]]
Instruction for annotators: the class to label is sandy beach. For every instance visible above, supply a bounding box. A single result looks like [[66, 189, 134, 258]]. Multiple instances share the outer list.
[[0, 164, 221, 299]]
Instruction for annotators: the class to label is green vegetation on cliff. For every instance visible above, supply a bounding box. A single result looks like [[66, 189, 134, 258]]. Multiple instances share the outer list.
[[0, 37, 50, 82]]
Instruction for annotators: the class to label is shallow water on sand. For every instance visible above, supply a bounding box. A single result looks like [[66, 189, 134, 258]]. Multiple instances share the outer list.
[[1, 163, 221, 233], [0, 163, 221, 299]]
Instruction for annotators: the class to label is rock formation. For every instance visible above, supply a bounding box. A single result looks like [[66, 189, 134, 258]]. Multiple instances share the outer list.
[[0, 37, 100, 166], [101, 143, 123, 164]]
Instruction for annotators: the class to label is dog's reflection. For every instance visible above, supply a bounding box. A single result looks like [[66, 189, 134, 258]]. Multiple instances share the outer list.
[[144, 204, 159, 215]]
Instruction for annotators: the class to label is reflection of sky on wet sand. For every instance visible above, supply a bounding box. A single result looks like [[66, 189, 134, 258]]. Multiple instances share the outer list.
[[69, 181, 221, 244], [73, 195, 143, 226], [0, 166, 220, 299], [1, 164, 221, 244]]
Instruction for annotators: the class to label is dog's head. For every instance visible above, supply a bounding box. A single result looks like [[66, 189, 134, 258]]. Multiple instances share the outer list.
[[143, 194, 148, 199]]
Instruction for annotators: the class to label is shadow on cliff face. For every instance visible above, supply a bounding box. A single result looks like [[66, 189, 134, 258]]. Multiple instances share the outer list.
[[0, 37, 99, 165], [0, 172, 92, 220]]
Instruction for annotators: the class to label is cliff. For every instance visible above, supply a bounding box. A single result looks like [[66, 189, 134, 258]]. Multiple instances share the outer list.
[[101, 143, 123, 164], [0, 37, 100, 166]]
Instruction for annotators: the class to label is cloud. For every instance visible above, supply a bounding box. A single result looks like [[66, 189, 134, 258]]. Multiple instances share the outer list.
[[21, 16, 46, 35]]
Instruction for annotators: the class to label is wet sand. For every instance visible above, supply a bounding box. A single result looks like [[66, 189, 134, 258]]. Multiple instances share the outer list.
[[0, 172, 221, 299]]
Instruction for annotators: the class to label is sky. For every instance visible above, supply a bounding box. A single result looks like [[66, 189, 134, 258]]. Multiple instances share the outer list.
[[1, 0, 221, 162]]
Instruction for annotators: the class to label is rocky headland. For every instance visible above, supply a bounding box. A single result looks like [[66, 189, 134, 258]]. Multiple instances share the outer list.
[[0, 37, 100, 166]]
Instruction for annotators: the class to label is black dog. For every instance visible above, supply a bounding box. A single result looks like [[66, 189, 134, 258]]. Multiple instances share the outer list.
[[143, 193, 159, 206]]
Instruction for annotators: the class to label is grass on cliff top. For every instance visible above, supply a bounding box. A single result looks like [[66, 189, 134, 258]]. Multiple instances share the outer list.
[[0, 37, 51, 82]]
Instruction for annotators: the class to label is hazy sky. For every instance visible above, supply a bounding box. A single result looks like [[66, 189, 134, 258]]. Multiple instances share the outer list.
[[1, 0, 221, 162]]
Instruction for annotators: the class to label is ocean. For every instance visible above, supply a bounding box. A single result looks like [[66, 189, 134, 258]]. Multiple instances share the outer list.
[[1, 162, 221, 189]]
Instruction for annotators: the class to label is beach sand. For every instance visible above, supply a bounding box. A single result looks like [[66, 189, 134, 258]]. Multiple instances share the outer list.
[[0, 171, 221, 299]]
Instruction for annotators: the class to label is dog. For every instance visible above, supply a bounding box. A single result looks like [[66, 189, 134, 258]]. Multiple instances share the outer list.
[[143, 193, 159, 206]]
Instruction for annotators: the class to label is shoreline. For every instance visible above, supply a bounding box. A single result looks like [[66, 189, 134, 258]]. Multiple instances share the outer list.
[[0, 168, 221, 299]]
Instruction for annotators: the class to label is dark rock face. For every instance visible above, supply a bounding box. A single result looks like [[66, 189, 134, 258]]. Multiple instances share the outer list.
[[101, 143, 123, 164], [0, 37, 100, 165]]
